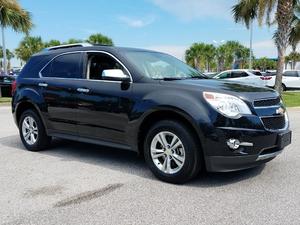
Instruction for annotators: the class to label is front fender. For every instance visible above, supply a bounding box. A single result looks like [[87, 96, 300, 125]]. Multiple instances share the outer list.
[[127, 89, 213, 152]]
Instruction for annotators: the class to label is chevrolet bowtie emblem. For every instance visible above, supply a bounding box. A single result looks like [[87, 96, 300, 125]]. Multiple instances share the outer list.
[[276, 107, 285, 115]]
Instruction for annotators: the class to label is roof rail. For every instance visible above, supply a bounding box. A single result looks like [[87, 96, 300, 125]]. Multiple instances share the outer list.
[[43, 43, 93, 51]]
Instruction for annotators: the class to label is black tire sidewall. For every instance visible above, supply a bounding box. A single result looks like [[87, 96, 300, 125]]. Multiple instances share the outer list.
[[144, 120, 201, 184], [19, 109, 50, 151]]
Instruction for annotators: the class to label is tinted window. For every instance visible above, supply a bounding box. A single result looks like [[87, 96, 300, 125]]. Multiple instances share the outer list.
[[218, 72, 231, 79], [284, 71, 299, 77], [251, 71, 262, 76], [42, 53, 82, 78], [232, 72, 248, 78]]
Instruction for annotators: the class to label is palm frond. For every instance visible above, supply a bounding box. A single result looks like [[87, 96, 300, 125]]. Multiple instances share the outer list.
[[0, 0, 33, 33], [232, 0, 259, 28]]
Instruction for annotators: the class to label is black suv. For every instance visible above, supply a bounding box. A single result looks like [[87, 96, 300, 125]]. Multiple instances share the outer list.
[[12, 44, 292, 183]]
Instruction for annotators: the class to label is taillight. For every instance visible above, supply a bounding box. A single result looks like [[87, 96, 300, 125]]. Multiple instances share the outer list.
[[11, 80, 17, 96], [260, 76, 272, 80]]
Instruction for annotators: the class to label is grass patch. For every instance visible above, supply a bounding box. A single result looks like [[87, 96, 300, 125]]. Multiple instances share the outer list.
[[0, 97, 12, 104], [283, 92, 300, 107]]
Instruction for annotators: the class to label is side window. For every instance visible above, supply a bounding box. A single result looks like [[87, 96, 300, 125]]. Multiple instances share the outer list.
[[87, 53, 128, 80], [41, 53, 82, 79], [284, 71, 298, 77], [218, 72, 231, 79], [232, 72, 248, 78], [241, 72, 249, 77], [231, 72, 242, 78]]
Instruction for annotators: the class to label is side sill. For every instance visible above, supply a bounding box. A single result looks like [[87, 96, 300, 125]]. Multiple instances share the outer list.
[[48, 131, 134, 152]]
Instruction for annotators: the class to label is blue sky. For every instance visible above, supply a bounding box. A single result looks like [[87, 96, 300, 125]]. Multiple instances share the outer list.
[[6, 0, 279, 66]]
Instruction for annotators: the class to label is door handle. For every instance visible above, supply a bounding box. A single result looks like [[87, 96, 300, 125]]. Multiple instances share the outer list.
[[77, 88, 90, 93], [38, 82, 48, 87]]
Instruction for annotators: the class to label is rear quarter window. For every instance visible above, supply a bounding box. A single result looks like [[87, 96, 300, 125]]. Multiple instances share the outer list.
[[41, 53, 83, 79]]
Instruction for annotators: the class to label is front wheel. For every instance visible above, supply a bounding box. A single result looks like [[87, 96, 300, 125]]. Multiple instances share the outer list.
[[144, 120, 202, 184]]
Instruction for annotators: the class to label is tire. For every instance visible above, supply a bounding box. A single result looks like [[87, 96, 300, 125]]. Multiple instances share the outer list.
[[19, 109, 51, 151], [282, 84, 286, 92], [144, 120, 202, 184]]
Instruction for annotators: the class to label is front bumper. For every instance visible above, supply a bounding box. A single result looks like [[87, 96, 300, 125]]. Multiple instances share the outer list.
[[204, 127, 291, 172]]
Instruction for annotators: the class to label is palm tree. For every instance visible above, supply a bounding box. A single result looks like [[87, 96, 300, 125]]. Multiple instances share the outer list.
[[0, 48, 13, 69], [44, 39, 61, 48], [285, 51, 300, 69], [254, 57, 277, 71], [0, 0, 32, 74], [185, 43, 207, 71], [65, 38, 84, 44], [87, 33, 114, 45], [203, 44, 216, 72], [232, 0, 297, 94], [289, 3, 300, 52], [15, 36, 44, 62]]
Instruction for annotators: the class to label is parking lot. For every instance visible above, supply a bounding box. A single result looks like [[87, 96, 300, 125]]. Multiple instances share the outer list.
[[0, 105, 299, 225]]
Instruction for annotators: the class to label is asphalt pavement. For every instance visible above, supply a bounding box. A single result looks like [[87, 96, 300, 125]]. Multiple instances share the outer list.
[[0, 106, 299, 225]]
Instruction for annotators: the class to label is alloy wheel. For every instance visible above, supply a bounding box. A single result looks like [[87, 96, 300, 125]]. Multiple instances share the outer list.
[[22, 116, 38, 145], [150, 131, 185, 174]]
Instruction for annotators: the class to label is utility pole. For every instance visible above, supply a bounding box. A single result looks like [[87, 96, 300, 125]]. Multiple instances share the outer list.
[[1, 25, 7, 75]]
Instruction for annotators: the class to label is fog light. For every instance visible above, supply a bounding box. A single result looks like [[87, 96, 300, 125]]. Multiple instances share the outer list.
[[227, 139, 254, 150], [227, 139, 240, 150]]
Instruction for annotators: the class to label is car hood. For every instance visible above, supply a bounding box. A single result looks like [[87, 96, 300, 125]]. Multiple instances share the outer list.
[[161, 79, 279, 102]]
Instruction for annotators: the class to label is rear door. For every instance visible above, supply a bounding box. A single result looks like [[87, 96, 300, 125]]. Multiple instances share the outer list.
[[39, 52, 84, 135]]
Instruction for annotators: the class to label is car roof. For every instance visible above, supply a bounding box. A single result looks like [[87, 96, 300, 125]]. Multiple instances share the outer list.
[[34, 45, 161, 57]]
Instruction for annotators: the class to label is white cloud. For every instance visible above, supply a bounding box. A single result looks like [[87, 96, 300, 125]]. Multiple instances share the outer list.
[[251, 40, 277, 58], [151, 0, 233, 21], [144, 45, 188, 60], [247, 39, 300, 58], [119, 15, 156, 28]]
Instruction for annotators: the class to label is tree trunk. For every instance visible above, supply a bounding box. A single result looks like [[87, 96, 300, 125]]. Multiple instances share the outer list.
[[275, 48, 285, 93], [274, 0, 294, 95], [194, 58, 199, 70]]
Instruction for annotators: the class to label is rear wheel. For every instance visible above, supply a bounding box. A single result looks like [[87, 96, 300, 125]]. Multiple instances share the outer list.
[[19, 109, 51, 151], [144, 120, 201, 184]]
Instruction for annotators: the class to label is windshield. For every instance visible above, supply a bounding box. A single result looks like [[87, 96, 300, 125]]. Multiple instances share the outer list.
[[124, 51, 206, 80]]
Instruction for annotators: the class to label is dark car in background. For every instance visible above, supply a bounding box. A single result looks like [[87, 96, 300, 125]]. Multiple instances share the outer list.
[[12, 44, 292, 183], [0, 75, 16, 97]]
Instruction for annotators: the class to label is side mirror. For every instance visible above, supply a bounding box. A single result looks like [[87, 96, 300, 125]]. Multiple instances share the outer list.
[[102, 69, 130, 82]]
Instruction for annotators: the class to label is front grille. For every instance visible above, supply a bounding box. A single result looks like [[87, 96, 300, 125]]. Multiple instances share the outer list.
[[261, 116, 286, 130], [253, 97, 280, 107]]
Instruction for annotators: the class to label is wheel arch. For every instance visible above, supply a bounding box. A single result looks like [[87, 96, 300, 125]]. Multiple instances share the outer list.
[[137, 107, 205, 157]]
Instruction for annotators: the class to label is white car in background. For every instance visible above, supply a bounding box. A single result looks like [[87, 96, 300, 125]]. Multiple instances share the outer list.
[[266, 70, 300, 91], [213, 69, 266, 87]]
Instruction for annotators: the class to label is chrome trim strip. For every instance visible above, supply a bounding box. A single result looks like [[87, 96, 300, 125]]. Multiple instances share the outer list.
[[239, 142, 254, 147], [38, 50, 133, 83], [256, 150, 282, 161]]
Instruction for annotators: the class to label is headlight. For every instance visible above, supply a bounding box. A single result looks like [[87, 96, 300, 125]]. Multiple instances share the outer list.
[[203, 92, 252, 119]]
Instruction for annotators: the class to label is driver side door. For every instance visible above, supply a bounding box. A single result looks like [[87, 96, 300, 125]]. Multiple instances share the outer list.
[[74, 52, 134, 146]]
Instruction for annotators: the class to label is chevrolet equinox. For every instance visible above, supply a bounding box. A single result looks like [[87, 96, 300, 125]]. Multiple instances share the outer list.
[[12, 44, 292, 183]]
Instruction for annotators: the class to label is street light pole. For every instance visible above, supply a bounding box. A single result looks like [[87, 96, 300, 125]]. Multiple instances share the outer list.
[[249, 20, 253, 70], [1, 25, 7, 75]]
